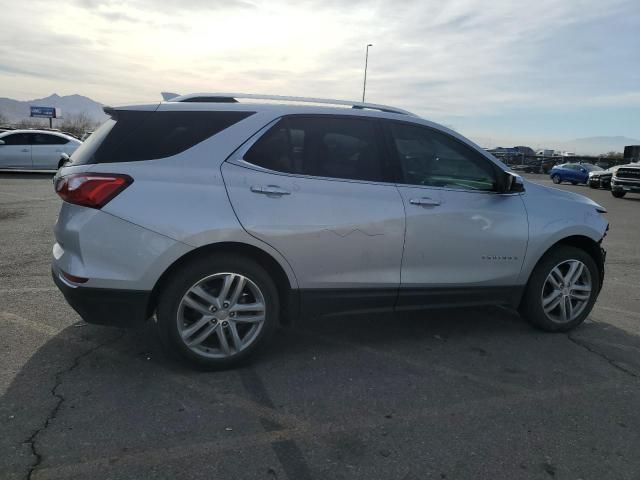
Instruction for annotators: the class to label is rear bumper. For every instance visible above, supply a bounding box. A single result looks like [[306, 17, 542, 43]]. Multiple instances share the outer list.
[[52, 267, 151, 327]]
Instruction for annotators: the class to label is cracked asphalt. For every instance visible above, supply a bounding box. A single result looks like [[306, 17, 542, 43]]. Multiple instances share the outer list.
[[1, 172, 640, 480]]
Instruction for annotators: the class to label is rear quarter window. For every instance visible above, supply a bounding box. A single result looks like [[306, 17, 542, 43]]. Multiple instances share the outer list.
[[71, 110, 254, 165]]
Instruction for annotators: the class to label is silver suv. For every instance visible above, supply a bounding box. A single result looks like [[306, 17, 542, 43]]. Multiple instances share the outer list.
[[52, 93, 608, 368]]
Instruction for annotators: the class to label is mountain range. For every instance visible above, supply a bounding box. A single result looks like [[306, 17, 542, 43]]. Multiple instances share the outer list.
[[0, 94, 637, 155], [0, 94, 107, 124]]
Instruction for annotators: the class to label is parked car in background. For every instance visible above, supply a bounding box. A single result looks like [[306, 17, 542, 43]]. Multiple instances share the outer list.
[[0, 130, 81, 170], [52, 93, 608, 369], [80, 131, 93, 141], [588, 168, 613, 189], [611, 162, 640, 198], [549, 163, 603, 185]]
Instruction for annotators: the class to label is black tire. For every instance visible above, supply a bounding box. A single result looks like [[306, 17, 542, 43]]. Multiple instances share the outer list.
[[519, 245, 600, 332], [551, 175, 561, 184], [156, 254, 279, 369], [611, 190, 626, 198], [588, 181, 597, 189], [571, 181, 578, 185]]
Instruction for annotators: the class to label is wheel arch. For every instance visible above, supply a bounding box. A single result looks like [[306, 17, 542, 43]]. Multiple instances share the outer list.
[[523, 234, 605, 297], [147, 242, 299, 325]]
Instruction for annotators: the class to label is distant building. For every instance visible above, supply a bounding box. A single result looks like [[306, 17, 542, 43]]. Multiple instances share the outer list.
[[554, 151, 576, 157], [514, 146, 535, 155], [488, 146, 534, 156], [536, 149, 555, 156]]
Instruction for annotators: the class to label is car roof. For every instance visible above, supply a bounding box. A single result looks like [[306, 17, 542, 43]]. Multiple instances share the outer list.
[[105, 92, 510, 171]]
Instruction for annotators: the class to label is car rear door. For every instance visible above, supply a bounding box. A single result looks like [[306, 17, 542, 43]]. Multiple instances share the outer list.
[[31, 133, 70, 169], [222, 115, 405, 313], [385, 120, 529, 309], [0, 133, 32, 168]]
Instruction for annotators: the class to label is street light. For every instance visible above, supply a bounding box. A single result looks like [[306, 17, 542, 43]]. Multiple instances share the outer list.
[[362, 43, 373, 103]]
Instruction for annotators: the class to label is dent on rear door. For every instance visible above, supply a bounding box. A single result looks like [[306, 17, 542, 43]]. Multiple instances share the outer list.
[[221, 162, 406, 289]]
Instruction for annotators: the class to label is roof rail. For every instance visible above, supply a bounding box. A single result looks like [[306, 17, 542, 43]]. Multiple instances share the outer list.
[[166, 92, 416, 116]]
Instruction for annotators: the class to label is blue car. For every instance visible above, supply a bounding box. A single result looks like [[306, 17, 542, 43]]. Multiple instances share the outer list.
[[549, 163, 603, 185]]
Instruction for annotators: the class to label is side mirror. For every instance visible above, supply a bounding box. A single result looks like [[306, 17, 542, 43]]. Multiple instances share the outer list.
[[580, 167, 586, 173], [502, 171, 525, 193], [57, 153, 71, 169]]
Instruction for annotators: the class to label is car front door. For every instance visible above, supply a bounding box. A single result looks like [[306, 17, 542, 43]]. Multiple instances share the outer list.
[[386, 121, 529, 309], [222, 115, 405, 313], [0, 133, 32, 168], [31, 133, 70, 169], [565, 164, 579, 182]]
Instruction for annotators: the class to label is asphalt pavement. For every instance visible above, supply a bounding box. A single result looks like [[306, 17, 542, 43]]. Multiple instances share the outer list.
[[1, 172, 639, 480]]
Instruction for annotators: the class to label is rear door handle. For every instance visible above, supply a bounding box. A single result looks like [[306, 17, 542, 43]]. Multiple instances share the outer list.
[[250, 185, 291, 196], [410, 197, 440, 206]]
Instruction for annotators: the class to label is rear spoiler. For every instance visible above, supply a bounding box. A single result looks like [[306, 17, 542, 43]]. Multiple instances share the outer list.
[[161, 92, 180, 101]]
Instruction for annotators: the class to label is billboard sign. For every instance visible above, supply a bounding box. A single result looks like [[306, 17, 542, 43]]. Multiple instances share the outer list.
[[30, 106, 61, 118]]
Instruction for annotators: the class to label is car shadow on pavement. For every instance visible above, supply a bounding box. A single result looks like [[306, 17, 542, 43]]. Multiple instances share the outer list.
[[2, 307, 640, 479]]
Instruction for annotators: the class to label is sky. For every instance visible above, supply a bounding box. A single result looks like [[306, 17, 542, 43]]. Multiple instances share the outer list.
[[0, 0, 638, 147]]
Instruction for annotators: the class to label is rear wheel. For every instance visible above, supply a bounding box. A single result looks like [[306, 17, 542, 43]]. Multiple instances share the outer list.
[[571, 181, 578, 185], [156, 254, 279, 369], [552, 175, 561, 184], [612, 190, 626, 198], [520, 246, 599, 332]]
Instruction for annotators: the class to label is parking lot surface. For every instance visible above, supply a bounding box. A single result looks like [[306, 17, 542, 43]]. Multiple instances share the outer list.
[[1, 173, 639, 480]]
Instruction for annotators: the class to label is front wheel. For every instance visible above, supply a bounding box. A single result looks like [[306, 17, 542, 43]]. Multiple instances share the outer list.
[[551, 175, 561, 184], [156, 254, 279, 369], [611, 190, 626, 198], [520, 246, 600, 332]]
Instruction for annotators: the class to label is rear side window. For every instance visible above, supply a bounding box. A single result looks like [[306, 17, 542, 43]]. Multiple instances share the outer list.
[[1, 133, 31, 145], [71, 110, 254, 165], [32, 133, 69, 145], [244, 116, 386, 182]]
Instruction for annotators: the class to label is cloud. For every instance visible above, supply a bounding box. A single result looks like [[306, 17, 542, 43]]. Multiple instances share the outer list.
[[0, 0, 638, 142]]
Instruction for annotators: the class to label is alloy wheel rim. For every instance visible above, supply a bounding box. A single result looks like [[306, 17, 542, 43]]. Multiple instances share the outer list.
[[541, 259, 592, 323], [177, 273, 266, 358]]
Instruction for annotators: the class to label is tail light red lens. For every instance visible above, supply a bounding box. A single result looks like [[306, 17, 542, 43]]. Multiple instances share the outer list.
[[55, 173, 133, 209]]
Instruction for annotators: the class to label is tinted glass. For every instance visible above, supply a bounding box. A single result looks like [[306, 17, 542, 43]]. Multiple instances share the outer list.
[[244, 116, 385, 182], [390, 122, 497, 191], [583, 164, 602, 172], [71, 110, 253, 165], [32, 133, 69, 145], [1, 133, 30, 145]]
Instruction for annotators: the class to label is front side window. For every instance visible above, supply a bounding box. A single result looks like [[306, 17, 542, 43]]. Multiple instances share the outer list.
[[389, 122, 497, 191], [244, 116, 385, 182], [1, 133, 31, 145]]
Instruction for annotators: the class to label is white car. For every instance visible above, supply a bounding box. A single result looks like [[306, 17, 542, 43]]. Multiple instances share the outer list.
[[0, 130, 81, 170]]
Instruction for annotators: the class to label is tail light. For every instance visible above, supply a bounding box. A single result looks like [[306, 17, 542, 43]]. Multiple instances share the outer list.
[[55, 173, 133, 209]]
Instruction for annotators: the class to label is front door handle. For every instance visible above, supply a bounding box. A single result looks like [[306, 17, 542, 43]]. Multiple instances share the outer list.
[[410, 197, 440, 206], [250, 185, 291, 196], [21, 148, 29, 153]]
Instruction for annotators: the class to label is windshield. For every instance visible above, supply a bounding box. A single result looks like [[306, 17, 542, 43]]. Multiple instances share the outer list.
[[583, 164, 603, 172]]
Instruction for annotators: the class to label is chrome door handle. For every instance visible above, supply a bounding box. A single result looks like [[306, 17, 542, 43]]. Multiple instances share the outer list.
[[250, 185, 291, 196], [410, 197, 440, 206]]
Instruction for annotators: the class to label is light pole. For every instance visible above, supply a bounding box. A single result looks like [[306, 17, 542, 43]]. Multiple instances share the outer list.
[[362, 43, 373, 103]]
